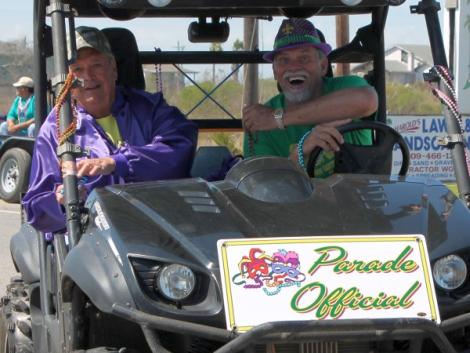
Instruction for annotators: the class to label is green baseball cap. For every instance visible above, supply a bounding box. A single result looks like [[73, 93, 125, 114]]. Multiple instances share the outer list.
[[69, 26, 113, 59]]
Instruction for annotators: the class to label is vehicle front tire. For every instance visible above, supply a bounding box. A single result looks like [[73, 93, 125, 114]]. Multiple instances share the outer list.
[[0, 148, 31, 203], [0, 276, 33, 353]]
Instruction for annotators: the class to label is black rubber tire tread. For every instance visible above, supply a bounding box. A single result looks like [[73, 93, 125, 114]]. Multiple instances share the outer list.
[[0, 277, 33, 353], [0, 148, 31, 203]]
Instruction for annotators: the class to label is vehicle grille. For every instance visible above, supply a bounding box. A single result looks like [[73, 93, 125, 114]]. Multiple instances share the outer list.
[[300, 342, 338, 353], [253, 341, 371, 353], [159, 331, 373, 353]]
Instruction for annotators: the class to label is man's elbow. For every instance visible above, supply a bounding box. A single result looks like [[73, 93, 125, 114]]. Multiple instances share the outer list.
[[360, 87, 378, 117]]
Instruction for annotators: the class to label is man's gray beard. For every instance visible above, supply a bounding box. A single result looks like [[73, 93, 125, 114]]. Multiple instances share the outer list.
[[284, 88, 314, 104]]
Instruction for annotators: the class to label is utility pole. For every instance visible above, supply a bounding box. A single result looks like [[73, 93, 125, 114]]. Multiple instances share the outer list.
[[173, 41, 185, 51], [335, 15, 350, 76], [243, 18, 259, 107]]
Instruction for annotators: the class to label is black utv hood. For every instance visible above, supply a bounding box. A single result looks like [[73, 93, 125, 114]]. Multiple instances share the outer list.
[[85, 157, 470, 269]]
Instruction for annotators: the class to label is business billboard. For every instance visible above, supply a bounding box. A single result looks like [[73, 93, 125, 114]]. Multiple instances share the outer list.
[[389, 115, 470, 181]]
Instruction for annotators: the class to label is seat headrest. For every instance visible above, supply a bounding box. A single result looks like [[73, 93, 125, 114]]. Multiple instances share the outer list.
[[101, 27, 145, 90]]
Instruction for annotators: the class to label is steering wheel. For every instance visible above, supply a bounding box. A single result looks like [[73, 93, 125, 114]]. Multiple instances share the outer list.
[[306, 121, 410, 177]]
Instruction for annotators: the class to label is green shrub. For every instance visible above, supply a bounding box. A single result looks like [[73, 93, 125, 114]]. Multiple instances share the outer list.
[[386, 82, 441, 115]]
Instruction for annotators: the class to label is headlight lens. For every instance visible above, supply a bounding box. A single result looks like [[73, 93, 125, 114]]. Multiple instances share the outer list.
[[433, 255, 467, 290], [148, 0, 172, 7], [340, 0, 363, 5], [156, 264, 196, 301], [97, 0, 127, 8]]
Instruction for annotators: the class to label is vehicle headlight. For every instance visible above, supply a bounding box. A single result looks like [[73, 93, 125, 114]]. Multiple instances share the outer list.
[[340, 0, 362, 5], [156, 264, 196, 301], [433, 255, 467, 290], [148, 0, 172, 7], [97, 0, 127, 8]]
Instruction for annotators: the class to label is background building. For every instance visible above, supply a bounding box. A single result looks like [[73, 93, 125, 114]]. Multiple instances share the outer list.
[[143, 64, 197, 93], [352, 44, 432, 84]]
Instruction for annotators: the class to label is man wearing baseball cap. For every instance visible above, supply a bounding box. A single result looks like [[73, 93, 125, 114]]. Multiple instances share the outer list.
[[23, 26, 197, 233], [0, 76, 36, 137], [242, 18, 378, 177]]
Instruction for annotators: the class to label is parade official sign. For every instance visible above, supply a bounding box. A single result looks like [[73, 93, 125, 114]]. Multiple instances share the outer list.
[[217, 235, 439, 333], [389, 115, 470, 180]]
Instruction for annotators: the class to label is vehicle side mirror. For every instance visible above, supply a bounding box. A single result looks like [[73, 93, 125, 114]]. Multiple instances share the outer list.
[[188, 19, 229, 43]]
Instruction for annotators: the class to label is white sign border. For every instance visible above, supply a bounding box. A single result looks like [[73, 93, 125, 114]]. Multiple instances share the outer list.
[[218, 234, 440, 332]]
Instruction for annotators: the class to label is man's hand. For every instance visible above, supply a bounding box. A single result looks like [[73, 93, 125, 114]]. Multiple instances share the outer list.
[[301, 119, 352, 155], [289, 119, 351, 166], [242, 104, 277, 132], [7, 122, 21, 134], [7, 119, 34, 134], [76, 157, 116, 177]]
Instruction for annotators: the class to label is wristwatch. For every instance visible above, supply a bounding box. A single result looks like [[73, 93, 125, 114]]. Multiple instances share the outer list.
[[273, 108, 285, 129]]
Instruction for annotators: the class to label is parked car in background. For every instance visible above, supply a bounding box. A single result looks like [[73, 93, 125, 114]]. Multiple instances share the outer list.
[[0, 132, 34, 203]]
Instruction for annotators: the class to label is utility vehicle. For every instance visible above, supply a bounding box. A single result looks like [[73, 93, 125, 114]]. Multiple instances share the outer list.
[[1, 0, 470, 353]]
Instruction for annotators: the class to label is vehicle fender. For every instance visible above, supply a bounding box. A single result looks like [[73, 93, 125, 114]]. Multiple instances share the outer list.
[[10, 223, 40, 284], [61, 233, 135, 313], [0, 137, 34, 159]]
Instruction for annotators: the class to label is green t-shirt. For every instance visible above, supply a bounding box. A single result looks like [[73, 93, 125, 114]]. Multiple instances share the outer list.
[[243, 75, 373, 177], [7, 95, 35, 135], [96, 115, 123, 147]]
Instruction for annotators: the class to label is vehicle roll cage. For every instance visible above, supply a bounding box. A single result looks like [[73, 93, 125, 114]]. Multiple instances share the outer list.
[[30, 1, 455, 125]]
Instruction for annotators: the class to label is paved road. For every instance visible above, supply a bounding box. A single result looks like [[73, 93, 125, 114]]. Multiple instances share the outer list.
[[0, 200, 21, 293]]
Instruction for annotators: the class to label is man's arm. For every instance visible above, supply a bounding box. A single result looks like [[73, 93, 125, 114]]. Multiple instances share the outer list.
[[109, 92, 198, 182], [7, 118, 34, 134], [22, 113, 66, 233], [243, 86, 378, 132]]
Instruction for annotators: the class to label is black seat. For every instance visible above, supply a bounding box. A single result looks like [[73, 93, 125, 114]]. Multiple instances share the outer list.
[[102, 28, 145, 90], [328, 25, 376, 65]]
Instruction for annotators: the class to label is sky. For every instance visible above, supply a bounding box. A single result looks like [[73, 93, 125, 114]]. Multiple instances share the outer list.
[[0, 1, 445, 79], [0, 2, 439, 51]]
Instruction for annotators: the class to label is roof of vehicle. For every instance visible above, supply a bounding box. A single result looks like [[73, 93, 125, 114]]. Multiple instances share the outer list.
[[63, 0, 405, 18]]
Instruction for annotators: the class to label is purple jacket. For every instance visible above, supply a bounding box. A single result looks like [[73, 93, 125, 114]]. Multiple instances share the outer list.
[[23, 86, 197, 233]]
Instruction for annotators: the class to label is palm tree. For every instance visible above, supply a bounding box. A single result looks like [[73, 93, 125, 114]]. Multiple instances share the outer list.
[[209, 43, 223, 83], [231, 39, 244, 83]]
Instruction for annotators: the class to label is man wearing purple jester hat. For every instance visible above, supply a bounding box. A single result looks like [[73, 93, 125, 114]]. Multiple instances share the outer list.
[[242, 18, 378, 177]]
